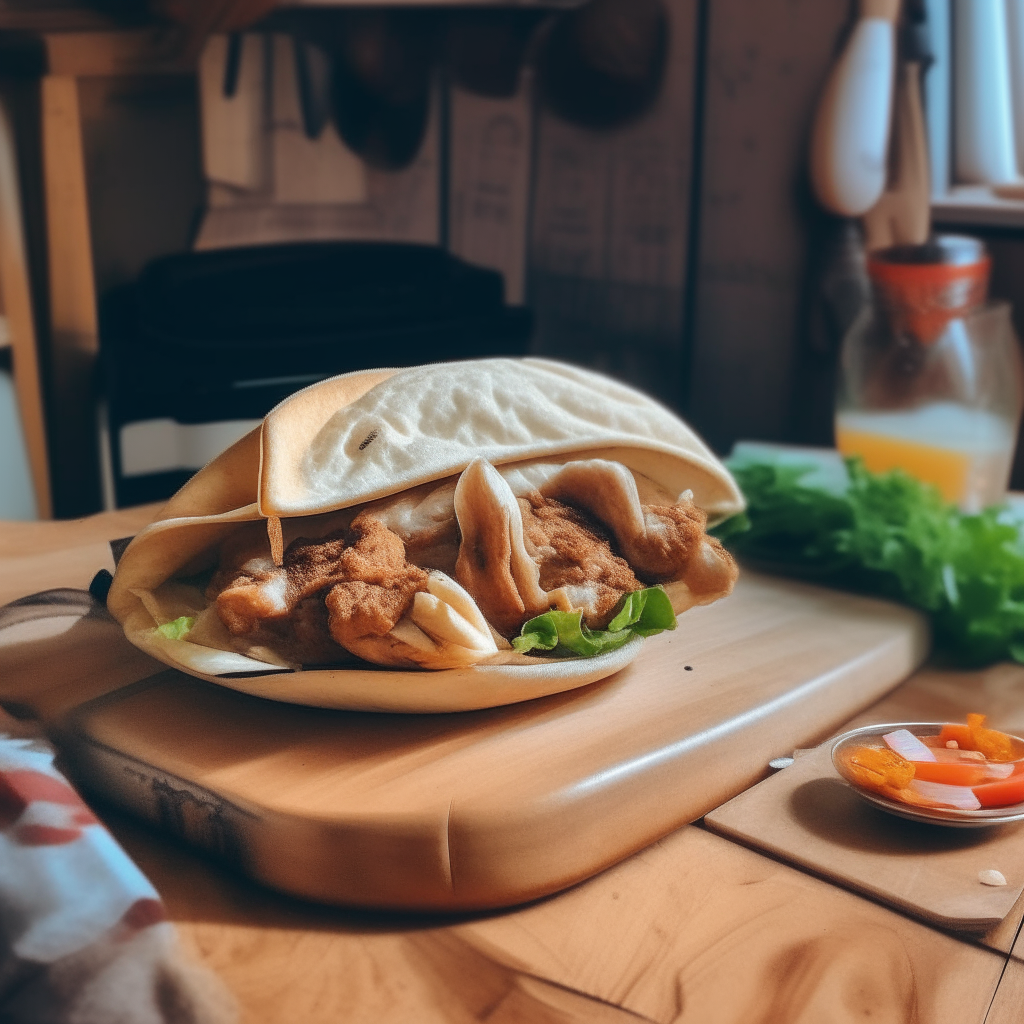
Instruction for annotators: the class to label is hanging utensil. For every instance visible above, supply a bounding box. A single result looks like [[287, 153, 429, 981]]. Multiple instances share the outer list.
[[810, 0, 900, 216], [861, 56, 930, 249], [292, 37, 331, 140], [329, 10, 436, 171], [536, 0, 667, 130]]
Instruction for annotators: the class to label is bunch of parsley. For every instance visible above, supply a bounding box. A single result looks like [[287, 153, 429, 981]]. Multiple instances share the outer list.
[[713, 458, 1024, 666]]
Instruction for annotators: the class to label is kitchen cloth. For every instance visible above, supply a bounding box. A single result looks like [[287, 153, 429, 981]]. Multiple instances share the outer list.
[[0, 715, 235, 1024]]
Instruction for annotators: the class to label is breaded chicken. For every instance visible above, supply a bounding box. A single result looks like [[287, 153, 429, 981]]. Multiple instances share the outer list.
[[208, 512, 429, 665], [207, 456, 738, 666], [454, 457, 738, 638], [518, 493, 644, 629]]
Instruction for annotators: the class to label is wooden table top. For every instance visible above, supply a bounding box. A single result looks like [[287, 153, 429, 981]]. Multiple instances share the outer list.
[[3, 506, 1023, 1024]]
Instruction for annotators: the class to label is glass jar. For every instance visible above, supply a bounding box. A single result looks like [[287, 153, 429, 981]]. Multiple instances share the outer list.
[[835, 235, 1024, 513]]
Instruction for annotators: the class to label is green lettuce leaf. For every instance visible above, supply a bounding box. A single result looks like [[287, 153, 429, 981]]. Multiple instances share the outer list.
[[512, 586, 677, 657], [156, 615, 195, 641], [712, 456, 1024, 667], [606, 585, 677, 635]]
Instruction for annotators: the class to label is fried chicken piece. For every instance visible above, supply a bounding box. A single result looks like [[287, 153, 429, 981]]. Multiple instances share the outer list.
[[637, 504, 738, 605], [454, 456, 738, 637], [361, 479, 461, 573], [317, 513, 494, 669], [534, 458, 738, 610], [208, 513, 432, 666], [207, 523, 292, 634], [322, 514, 429, 653], [206, 522, 353, 665], [239, 596, 348, 666], [207, 524, 337, 607], [454, 459, 645, 634], [518, 494, 644, 628]]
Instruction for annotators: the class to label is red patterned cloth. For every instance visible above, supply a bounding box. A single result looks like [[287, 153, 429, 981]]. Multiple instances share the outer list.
[[0, 734, 236, 1024]]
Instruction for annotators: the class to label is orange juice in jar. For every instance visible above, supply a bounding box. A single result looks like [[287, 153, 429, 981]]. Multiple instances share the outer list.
[[836, 237, 1023, 513], [835, 403, 1016, 511]]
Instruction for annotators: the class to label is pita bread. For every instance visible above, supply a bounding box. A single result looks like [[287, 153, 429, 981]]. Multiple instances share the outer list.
[[259, 358, 742, 519], [107, 358, 743, 710]]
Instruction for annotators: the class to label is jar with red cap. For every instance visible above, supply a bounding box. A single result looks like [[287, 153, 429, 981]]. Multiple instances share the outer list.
[[835, 235, 1024, 512]]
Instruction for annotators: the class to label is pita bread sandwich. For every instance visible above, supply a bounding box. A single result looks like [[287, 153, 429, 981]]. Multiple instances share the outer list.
[[108, 358, 744, 711]]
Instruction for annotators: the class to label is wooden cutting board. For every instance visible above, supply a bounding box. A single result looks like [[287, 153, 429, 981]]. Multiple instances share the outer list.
[[0, 570, 929, 911], [705, 743, 1024, 931]]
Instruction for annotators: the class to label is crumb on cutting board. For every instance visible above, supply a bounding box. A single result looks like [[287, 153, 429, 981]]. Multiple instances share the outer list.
[[979, 869, 1007, 886]]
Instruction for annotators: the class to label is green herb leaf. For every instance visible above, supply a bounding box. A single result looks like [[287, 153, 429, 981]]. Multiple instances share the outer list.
[[712, 455, 1024, 667], [156, 615, 195, 641], [512, 587, 677, 657]]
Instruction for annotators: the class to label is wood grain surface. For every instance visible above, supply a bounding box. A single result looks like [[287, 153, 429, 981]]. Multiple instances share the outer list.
[[456, 827, 1008, 1024], [985, 955, 1024, 1024], [11, 570, 928, 910], [706, 743, 1024, 931], [0, 503, 156, 605], [3, 509, 1023, 1021], [0, 501, 156, 556], [105, 805, 1009, 1024]]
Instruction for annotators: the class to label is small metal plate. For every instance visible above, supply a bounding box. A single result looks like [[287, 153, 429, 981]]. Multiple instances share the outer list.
[[831, 722, 1024, 829]]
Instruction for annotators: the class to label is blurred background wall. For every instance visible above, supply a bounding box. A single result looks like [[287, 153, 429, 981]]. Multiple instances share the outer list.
[[3, 0, 1023, 518]]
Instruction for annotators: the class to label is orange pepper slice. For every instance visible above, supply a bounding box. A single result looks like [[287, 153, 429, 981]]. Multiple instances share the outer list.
[[966, 713, 1017, 762], [937, 723, 972, 748], [842, 746, 915, 796]]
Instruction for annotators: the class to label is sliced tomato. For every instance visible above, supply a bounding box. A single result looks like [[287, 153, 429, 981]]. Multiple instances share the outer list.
[[909, 760, 989, 786], [972, 764, 1024, 808]]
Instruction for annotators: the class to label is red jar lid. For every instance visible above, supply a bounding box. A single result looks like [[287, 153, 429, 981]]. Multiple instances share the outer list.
[[867, 235, 990, 344]]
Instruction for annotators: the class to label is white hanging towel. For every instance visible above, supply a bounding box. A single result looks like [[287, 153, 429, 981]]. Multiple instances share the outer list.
[[923, 0, 952, 197], [953, 0, 1018, 183], [1004, 0, 1024, 174]]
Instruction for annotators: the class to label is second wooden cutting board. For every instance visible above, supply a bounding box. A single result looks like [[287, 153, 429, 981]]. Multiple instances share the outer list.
[[3, 571, 929, 911], [705, 743, 1024, 931]]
